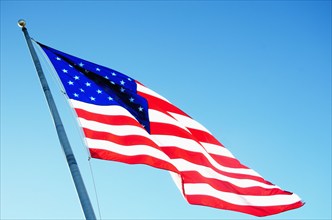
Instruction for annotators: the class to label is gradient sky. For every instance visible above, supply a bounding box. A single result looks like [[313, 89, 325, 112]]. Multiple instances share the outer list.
[[1, 1, 331, 220]]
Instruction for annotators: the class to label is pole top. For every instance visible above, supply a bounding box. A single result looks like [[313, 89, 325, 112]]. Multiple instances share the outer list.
[[17, 19, 26, 28]]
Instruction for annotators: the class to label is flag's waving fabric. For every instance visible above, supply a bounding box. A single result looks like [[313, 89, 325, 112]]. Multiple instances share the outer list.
[[38, 42, 303, 217]]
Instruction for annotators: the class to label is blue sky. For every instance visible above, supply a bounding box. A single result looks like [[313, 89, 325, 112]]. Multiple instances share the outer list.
[[1, 1, 331, 219]]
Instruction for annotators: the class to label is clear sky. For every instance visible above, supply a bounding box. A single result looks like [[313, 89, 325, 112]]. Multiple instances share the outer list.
[[1, 1, 331, 220]]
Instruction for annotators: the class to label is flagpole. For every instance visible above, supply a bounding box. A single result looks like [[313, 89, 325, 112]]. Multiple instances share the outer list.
[[18, 19, 97, 220]]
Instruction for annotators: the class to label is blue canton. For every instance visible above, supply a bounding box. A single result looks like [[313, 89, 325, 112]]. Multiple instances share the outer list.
[[38, 43, 150, 133]]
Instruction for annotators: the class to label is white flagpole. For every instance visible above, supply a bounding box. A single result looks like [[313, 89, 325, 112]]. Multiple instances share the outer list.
[[18, 19, 97, 220]]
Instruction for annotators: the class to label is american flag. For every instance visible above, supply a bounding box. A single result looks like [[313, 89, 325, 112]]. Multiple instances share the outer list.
[[38, 42, 303, 217]]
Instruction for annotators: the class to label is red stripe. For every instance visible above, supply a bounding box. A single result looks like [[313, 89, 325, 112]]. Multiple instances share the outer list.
[[181, 171, 288, 196], [187, 127, 223, 146], [150, 121, 198, 139], [83, 128, 158, 148], [186, 194, 304, 217], [75, 108, 142, 127], [206, 154, 248, 169], [89, 148, 178, 173], [138, 91, 190, 117]]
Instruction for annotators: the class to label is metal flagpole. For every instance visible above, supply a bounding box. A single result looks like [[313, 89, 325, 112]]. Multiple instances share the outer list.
[[18, 19, 97, 220]]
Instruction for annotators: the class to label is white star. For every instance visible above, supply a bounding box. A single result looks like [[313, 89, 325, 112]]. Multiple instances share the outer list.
[[108, 96, 113, 101], [120, 87, 125, 93], [69, 64, 73, 68], [96, 68, 100, 71], [68, 81, 74, 85], [111, 81, 115, 85], [85, 82, 91, 87], [120, 80, 125, 85], [62, 69, 68, 73], [112, 72, 117, 76], [127, 78, 132, 81], [73, 93, 79, 97], [79, 62, 84, 67], [138, 106, 143, 112], [90, 96, 95, 101], [56, 57, 61, 60], [105, 76, 109, 79], [74, 76, 80, 80], [129, 97, 134, 102], [80, 88, 85, 92], [97, 89, 102, 94]]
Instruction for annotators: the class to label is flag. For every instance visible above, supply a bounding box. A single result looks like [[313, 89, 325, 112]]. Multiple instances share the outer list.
[[38, 42, 303, 217]]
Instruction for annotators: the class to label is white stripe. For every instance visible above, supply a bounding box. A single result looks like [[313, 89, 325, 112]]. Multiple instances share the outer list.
[[169, 171, 184, 197], [70, 99, 136, 119], [169, 112, 211, 134], [153, 135, 260, 177], [148, 109, 191, 133], [184, 183, 301, 206], [137, 83, 170, 102], [78, 117, 151, 138], [200, 142, 236, 159], [86, 138, 173, 163], [173, 159, 278, 189]]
